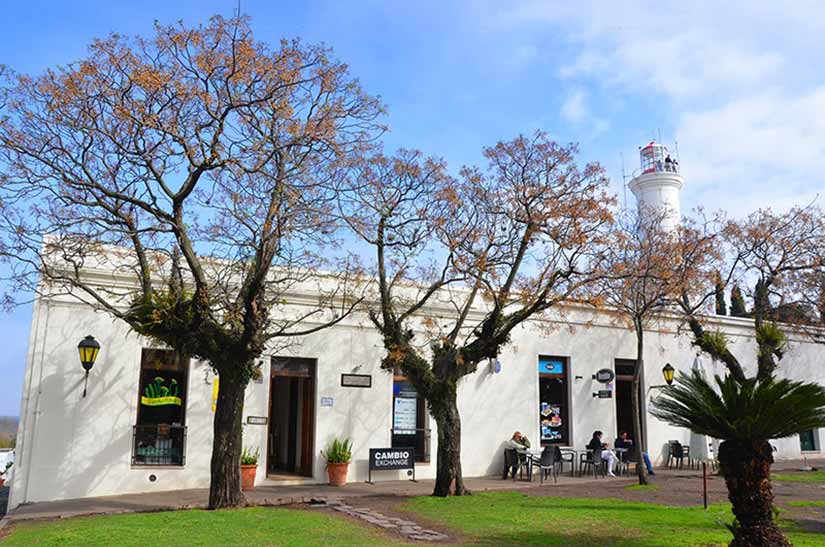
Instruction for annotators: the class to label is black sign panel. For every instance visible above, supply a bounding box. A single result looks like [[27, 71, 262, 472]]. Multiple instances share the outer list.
[[341, 373, 372, 388], [594, 390, 613, 399], [369, 448, 415, 471]]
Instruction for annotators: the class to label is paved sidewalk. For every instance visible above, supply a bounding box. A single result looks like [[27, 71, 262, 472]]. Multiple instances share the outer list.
[[3, 472, 609, 523]]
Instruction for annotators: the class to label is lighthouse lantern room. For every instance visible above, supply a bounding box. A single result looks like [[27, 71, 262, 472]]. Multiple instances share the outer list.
[[629, 140, 684, 232], [639, 141, 678, 174]]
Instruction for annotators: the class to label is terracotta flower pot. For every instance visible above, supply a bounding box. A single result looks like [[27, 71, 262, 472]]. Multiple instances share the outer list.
[[241, 464, 257, 491], [327, 462, 349, 486]]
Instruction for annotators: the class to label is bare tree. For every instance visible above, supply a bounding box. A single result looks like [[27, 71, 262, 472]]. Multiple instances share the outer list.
[[340, 132, 613, 496], [655, 205, 825, 546], [728, 206, 825, 365], [0, 15, 383, 508], [596, 208, 718, 485]]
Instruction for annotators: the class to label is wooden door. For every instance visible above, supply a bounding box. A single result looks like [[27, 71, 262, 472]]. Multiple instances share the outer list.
[[299, 376, 315, 476]]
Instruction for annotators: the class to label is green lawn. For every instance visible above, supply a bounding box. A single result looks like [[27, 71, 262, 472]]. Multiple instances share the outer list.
[[1, 506, 392, 546], [403, 492, 824, 546], [773, 470, 825, 483], [624, 484, 659, 492], [4, 495, 823, 546], [787, 500, 825, 508]]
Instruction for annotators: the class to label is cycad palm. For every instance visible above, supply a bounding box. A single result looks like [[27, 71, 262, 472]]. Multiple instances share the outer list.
[[651, 371, 825, 547]]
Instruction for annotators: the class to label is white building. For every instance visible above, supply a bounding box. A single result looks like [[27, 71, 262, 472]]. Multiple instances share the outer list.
[[8, 145, 825, 510]]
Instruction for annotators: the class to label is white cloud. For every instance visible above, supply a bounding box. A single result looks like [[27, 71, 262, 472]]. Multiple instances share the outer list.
[[560, 89, 587, 123], [560, 88, 609, 137], [484, 0, 825, 216]]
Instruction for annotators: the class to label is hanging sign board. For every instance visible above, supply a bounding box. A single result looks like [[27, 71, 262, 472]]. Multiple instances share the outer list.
[[593, 369, 615, 383], [593, 390, 613, 399], [368, 448, 416, 483], [341, 373, 372, 388]]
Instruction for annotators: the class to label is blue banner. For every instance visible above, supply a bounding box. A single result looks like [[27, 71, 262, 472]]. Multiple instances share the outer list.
[[538, 357, 564, 374]]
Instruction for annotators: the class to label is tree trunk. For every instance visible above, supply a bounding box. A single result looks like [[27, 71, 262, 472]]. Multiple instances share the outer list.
[[431, 383, 467, 497], [718, 439, 790, 547], [633, 324, 650, 485], [208, 370, 247, 509]]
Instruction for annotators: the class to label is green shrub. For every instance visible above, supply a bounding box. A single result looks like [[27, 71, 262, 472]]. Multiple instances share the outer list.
[[240, 446, 259, 465], [698, 330, 729, 356], [757, 322, 786, 356], [321, 438, 352, 464]]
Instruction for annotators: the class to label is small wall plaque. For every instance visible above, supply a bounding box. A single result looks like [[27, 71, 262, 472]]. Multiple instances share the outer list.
[[341, 373, 372, 388], [247, 416, 268, 425], [593, 390, 613, 399], [320, 396, 334, 407]]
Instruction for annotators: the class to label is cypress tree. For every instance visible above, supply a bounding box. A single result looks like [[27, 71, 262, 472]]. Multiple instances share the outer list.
[[715, 271, 727, 315], [753, 278, 770, 320], [730, 284, 747, 317]]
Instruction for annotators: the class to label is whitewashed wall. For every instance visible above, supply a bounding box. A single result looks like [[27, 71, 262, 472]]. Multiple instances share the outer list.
[[10, 296, 825, 510]]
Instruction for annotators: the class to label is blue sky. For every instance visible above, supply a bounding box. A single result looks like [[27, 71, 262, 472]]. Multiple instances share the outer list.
[[1, 0, 824, 415]]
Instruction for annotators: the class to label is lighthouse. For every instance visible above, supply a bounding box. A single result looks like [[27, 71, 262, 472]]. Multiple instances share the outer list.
[[628, 141, 683, 231]]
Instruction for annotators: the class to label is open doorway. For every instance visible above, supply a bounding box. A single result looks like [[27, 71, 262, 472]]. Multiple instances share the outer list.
[[267, 357, 315, 477], [614, 359, 644, 444]]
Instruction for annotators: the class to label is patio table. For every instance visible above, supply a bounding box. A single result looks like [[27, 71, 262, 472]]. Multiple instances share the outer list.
[[615, 447, 629, 475]]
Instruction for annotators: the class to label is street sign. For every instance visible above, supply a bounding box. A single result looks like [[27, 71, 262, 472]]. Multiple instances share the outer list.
[[368, 448, 416, 483]]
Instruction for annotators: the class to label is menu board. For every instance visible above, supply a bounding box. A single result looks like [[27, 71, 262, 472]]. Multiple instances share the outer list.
[[394, 396, 417, 434]]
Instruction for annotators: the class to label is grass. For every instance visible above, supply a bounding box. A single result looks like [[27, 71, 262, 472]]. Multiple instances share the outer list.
[[787, 500, 825, 508], [773, 470, 825, 483], [403, 492, 824, 546], [624, 484, 659, 491], [1, 506, 392, 546]]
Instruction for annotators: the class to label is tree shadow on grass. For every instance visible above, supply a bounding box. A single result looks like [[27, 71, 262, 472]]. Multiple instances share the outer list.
[[470, 530, 652, 546]]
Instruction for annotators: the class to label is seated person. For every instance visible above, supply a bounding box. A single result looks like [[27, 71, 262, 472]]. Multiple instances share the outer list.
[[502, 431, 530, 479], [615, 431, 655, 476], [587, 430, 618, 477]]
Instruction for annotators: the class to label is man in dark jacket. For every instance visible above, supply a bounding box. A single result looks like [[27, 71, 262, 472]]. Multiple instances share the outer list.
[[615, 431, 655, 475]]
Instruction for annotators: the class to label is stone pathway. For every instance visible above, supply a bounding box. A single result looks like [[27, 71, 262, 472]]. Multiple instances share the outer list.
[[325, 500, 449, 542]]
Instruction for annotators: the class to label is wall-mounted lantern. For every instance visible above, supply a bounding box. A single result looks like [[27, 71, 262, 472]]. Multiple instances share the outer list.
[[77, 335, 100, 397], [662, 363, 675, 386], [648, 363, 677, 393]]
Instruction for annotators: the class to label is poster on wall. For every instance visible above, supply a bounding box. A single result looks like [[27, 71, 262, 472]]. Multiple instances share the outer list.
[[393, 396, 417, 434], [540, 402, 563, 442]]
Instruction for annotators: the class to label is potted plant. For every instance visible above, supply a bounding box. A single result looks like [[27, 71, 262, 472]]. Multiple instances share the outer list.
[[321, 437, 352, 486], [240, 447, 259, 491]]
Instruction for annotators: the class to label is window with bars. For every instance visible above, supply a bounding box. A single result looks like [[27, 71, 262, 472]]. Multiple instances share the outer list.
[[132, 349, 189, 466]]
